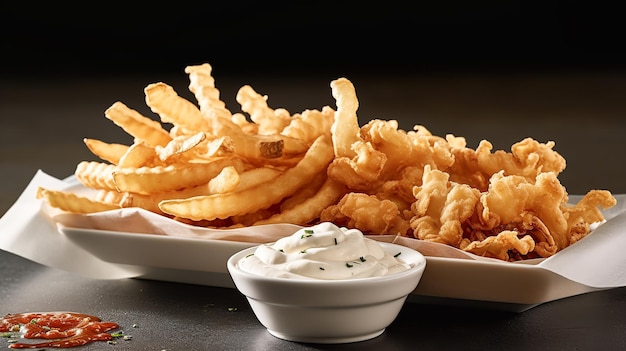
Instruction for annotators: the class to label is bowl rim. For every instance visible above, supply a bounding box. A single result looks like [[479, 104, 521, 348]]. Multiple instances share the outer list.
[[227, 241, 426, 285]]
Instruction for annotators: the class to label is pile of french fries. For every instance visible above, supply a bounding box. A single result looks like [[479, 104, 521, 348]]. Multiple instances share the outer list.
[[38, 63, 343, 228]]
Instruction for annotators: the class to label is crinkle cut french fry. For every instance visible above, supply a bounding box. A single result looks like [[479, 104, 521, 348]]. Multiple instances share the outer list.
[[118, 141, 159, 168], [83, 138, 129, 165], [281, 106, 335, 145], [37, 187, 122, 214], [279, 170, 327, 212], [144, 82, 210, 132], [209, 118, 283, 160], [93, 189, 133, 208], [75, 161, 118, 191], [184, 63, 232, 120], [254, 178, 347, 226], [112, 156, 245, 194], [156, 132, 206, 162], [104, 101, 172, 147], [330, 78, 360, 158], [236, 85, 291, 134], [125, 182, 232, 214], [158, 134, 334, 221], [207, 166, 241, 194], [233, 167, 283, 191]]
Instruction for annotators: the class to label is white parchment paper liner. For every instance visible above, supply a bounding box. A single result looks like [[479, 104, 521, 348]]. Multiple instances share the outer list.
[[2, 170, 626, 289]]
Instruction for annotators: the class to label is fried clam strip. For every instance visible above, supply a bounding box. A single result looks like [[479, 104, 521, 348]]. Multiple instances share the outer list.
[[327, 139, 387, 191], [361, 120, 455, 179], [330, 120, 456, 193], [406, 167, 558, 260], [562, 189, 617, 244], [377, 166, 427, 213], [320, 192, 410, 236], [462, 211, 556, 261], [467, 171, 615, 259], [113, 156, 245, 194], [184, 63, 232, 120], [254, 178, 348, 226], [104, 101, 172, 147], [461, 231, 537, 261], [477, 171, 569, 250], [144, 82, 211, 133], [447, 138, 567, 191], [36, 187, 124, 214], [410, 165, 480, 247], [158, 135, 334, 221], [327, 82, 389, 190], [83, 138, 128, 165]]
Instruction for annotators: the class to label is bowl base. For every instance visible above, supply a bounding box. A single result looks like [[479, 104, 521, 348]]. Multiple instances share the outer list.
[[267, 328, 385, 344]]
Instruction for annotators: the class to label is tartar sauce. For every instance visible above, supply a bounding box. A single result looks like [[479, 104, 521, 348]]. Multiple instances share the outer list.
[[238, 222, 411, 279]]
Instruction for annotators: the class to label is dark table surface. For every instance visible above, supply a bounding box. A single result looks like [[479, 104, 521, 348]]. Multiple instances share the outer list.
[[2, 249, 626, 351], [2, 70, 626, 350]]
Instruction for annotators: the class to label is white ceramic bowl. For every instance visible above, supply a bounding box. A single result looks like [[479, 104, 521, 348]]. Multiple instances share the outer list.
[[227, 241, 426, 344]]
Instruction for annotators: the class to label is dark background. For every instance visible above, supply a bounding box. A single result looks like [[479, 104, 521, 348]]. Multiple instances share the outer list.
[[2, 1, 625, 79], [1, 1, 626, 207]]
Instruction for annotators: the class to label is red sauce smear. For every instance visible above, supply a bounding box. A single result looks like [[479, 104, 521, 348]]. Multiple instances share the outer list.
[[0, 312, 120, 348]]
